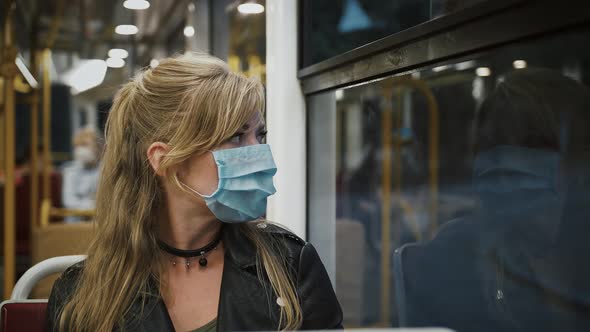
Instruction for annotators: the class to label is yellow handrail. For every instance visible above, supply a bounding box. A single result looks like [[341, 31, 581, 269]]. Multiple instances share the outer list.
[[30, 51, 40, 229], [42, 49, 52, 203], [378, 75, 440, 324], [392, 76, 440, 238], [2, 0, 17, 299], [39, 199, 95, 228]]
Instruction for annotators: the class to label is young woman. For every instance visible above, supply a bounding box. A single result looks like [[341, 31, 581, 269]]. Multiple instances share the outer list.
[[47, 53, 342, 332]]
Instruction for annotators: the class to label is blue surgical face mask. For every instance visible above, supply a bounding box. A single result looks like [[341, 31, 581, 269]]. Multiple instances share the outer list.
[[181, 144, 277, 223]]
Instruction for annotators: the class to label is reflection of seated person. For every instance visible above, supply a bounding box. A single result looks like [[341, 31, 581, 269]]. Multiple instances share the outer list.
[[397, 69, 590, 331], [61, 128, 101, 220]]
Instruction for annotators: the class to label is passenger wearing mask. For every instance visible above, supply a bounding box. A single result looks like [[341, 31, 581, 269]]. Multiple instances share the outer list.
[[48, 53, 342, 332], [396, 68, 590, 331], [61, 128, 101, 219]]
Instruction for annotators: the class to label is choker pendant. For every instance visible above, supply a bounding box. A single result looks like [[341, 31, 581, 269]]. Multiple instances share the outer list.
[[157, 228, 222, 272], [199, 251, 208, 267]]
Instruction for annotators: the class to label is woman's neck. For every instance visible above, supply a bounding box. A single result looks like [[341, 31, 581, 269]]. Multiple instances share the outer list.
[[158, 195, 222, 250]]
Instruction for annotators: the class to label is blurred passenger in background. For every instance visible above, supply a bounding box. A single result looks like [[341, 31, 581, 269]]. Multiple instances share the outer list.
[[397, 68, 590, 331], [48, 53, 341, 332], [61, 128, 101, 220]]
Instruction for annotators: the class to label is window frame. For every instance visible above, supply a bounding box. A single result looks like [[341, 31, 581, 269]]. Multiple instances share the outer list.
[[298, 0, 590, 96]]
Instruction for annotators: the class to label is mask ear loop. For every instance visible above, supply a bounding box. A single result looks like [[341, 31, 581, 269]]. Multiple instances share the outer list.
[[177, 176, 207, 197], [174, 149, 220, 198]]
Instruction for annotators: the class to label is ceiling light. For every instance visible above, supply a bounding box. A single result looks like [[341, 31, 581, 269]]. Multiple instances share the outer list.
[[123, 0, 150, 10], [238, 3, 265, 14], [108, 48, 129, 59], [106, 57, 125, 68], [150, 59, 159, 69], [476, 67, 491, 77], [454, 60, 476, 71], [184, 26, 195, 37], [15, 56, 38, 88], [432, 65, 449, 72], [63, 59, 107, 94], [513, 60, 527, 69], [115, 24, 139, 35]]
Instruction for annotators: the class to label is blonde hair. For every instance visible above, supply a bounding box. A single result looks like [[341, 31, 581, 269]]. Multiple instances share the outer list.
[[58, 53, 302, 331]]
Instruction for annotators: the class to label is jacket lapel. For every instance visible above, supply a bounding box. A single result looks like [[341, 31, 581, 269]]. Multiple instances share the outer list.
[[217, 224, 281, 331]]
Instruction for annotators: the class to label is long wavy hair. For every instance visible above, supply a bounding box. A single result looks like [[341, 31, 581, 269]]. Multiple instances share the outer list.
[[58, 53, 302, 331]]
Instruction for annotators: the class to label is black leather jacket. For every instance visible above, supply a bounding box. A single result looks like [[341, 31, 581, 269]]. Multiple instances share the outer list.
[[47, 224, 343, 331]]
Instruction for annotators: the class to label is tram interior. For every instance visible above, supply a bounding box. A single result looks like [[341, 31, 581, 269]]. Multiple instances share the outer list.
[[2, 0, 590, 331]]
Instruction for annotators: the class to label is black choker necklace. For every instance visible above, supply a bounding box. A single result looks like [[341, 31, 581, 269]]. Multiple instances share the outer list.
[[157, 230, 222, 271]]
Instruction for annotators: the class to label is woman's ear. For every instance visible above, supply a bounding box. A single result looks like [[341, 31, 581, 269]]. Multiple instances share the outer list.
[[147, 142, 169, 177]]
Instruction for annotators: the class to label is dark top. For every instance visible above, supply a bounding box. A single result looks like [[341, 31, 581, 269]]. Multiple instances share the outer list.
[[47, 223, 343, 331], [397, 218, 590, 332], [190, 318, 216, 332]]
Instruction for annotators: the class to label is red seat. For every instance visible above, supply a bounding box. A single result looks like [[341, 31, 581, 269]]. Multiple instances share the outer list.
[[0, 255, 85, 332], [1, 301, 47, 332]]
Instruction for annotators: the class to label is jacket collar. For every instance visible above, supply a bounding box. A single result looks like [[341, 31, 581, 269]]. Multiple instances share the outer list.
[[221, 223, 257, 268]]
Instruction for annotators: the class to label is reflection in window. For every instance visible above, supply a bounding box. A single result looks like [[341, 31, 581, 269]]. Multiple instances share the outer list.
[[308, 28, 590, 329]]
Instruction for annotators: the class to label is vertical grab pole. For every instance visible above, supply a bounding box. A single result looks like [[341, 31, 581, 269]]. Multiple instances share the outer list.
[[29, 91, 39, 227], [380, 80, 393, 326], [30, 27, 40, 229], [2, 0, 17, 299], [42, 49, 51, 202], [393, 86, 403, 246]]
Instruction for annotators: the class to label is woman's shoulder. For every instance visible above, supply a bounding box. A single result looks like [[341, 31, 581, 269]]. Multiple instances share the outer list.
[[256, 222, 312, 259], [47, 261, 85, 330], [256, 223, 329, 274], [259, 223, 305, 245], [53, 261, 85, 288]]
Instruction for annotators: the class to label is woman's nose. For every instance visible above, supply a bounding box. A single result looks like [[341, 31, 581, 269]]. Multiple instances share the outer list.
[[244, 133, 260, 146]]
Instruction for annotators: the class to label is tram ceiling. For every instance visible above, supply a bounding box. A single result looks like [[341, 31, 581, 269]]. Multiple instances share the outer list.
[[13, 0, 185, 63]]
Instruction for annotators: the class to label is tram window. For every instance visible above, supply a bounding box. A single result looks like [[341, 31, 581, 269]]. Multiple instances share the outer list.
[[308, 27, 590, 330], [300, 0, 486, 67]]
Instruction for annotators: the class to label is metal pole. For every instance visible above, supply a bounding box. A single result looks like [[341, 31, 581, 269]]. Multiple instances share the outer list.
[[380, 81, 393, 326], [30, 11, 40, 230], [3, 1, 18, 299], [42, 49, 51, 202], [30, 89, 39, 227]]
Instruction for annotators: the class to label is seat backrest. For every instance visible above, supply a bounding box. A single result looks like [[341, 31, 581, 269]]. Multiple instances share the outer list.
[[11, 255, 86, 300], [0, 300, 48, 332], [31, 223, 94, 298], [0, 255, 85, 332], [393, 242, 421, 327]]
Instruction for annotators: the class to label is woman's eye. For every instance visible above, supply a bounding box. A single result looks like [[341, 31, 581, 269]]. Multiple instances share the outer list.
[[257, 131, 268, 143], [229, 133, 243, 144]]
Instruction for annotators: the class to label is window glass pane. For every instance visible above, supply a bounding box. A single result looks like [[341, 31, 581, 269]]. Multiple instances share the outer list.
[[308, 27, 590, 329], [301, 0, 486, 67]]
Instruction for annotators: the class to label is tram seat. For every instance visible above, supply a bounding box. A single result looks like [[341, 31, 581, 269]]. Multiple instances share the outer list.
[[0, 255, 85, 332], [393, 242, 420, 327], [29, 200, 95, 298]]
